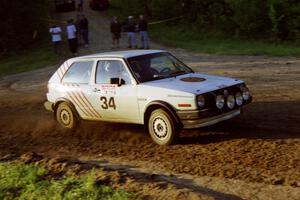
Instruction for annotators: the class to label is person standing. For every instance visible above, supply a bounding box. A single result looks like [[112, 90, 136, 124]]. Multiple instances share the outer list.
[[49, 24, 62, 55], [75, 14, 82, 45], [66, 19, 78, 56], [110, 16, 121, 49], [80, 14, 89, 47], [138, 15, 149, 49], [127, 16, 137, 49], [76, 0, 83, 12]]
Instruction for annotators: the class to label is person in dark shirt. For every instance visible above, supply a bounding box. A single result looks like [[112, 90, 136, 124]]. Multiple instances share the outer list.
[[77, 0, 83, 12], [80, 14, 89, 47], [138, 15, 149, 49], [110, 16, 121, 49], [75, 14, 82, 45], [127, 16, 137, 48]]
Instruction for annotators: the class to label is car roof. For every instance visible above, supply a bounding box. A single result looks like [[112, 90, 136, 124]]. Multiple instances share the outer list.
[[75, 49, 167, 60]]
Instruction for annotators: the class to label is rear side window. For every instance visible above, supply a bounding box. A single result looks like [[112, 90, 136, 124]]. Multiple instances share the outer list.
[[62, 61, 94, 84]]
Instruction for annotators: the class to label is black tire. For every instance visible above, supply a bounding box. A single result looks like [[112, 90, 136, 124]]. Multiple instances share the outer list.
[[148, 109, 178, 145], [56, 102, 79, 130]]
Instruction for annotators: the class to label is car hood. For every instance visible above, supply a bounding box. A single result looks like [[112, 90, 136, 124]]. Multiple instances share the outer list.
[[141, 73, 243, 95]]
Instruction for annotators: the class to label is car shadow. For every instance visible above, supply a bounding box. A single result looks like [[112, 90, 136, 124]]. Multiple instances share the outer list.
[[178, 100, 300, 145]]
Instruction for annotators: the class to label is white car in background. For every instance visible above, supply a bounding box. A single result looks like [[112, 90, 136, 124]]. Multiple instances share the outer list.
[[45, 50, 252, 145]]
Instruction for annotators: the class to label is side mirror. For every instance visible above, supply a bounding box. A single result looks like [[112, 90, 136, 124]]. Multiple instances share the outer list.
[[110, 78, 125, 86]]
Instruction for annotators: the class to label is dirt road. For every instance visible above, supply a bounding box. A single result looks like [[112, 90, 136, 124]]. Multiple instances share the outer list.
[[1, 3, 300, 199]]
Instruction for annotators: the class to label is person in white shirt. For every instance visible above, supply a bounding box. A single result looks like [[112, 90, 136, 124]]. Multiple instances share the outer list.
[[49, 24, 62, 55], [66, 19, 78, 56]]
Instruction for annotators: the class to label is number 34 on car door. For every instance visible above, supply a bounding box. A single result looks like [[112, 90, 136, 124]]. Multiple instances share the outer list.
[[100, 96, 116, 110], [89, 59, 140, 121]]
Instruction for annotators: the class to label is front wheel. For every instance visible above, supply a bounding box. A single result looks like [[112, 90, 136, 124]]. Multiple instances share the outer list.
[[56, 102, 79, 130], [148, 109, 178, 145]]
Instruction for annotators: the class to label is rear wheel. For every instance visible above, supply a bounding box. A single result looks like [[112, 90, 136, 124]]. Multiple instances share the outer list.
[[148, 109, 178, 145], [56, 102, 79, 130]]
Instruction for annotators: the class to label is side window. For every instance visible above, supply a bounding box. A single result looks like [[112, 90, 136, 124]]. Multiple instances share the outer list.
[[96, 60, 132, 84], [62, 61, 94, 84]]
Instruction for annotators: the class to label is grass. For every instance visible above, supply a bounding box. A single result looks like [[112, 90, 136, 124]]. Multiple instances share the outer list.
[[0, 44, 62, 77], [150, 23, 300, 56], [108, 3, 300, 57], [0, 162, 130, 200]]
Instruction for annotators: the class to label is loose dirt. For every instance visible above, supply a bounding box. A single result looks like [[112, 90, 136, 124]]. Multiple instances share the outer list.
[[0, 2, 300, 199]]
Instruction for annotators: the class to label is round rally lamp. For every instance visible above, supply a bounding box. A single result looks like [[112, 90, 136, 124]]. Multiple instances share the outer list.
[[197, 95, 205, 107], [216, 95, 225, 109], [242, 88, 250, 101], [235, 92, 243, 106], [240, 85, 250, 101], [226, 95, 235, 109]]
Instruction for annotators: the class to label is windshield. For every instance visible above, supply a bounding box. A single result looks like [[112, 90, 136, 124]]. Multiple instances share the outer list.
[[127, 52, 194, 83]]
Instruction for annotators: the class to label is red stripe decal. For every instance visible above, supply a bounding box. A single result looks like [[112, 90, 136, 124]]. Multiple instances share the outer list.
[[57, 69, 62, 80], [63, 62, 68, 73], [67, 92, 90, 118], [79, 92, 101, 118], [73, 92, 98, 118], [70, 92, 96, 118]]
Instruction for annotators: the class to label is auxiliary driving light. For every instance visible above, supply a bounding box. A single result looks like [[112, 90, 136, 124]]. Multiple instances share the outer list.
[[226, 95, 235, 109], [235, 92, 243, 106], [216, 95, 225, 109], [197, 95, 205, 107], [241, 87, 250, 101]]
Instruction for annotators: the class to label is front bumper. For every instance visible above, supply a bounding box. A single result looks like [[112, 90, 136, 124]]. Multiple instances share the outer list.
[[44, 101, 54, 112], [177, 108, 241, 129]]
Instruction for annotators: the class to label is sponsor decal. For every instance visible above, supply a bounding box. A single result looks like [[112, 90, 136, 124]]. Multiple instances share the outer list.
[[180, 77, 206, 82], [100, 84, 117, 95]]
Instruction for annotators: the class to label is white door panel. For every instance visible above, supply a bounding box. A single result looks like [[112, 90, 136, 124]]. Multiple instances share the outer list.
[[88, 58, 140, 122]]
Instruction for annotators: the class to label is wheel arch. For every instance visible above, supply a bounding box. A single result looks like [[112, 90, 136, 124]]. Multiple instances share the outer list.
[[144, 101, 181, 126], [54, 98, 80, 119]]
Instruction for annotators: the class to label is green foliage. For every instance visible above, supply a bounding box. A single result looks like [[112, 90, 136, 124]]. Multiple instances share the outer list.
[[0, 163, 130, 200], [110, 0, 300, 41], [0, 45, 60, 77], [268, 0, 300, 41], [150, 23, 300, 56], [149, 0, 183, 19], [226, 0, 270, 37], [110, 0, 149, 17], [0, 0, 50, 53]]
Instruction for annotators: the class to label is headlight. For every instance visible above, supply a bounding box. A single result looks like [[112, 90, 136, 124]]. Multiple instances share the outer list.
[[226, 95, 235, 109], [235, 92, 243, 106], [216, 95, 225, 109], [241, 86, 250, 101], [197, 95, 205, 107]]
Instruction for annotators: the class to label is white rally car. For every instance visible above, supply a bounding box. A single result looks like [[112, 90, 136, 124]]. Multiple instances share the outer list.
[[45, 50, 252, 145]]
